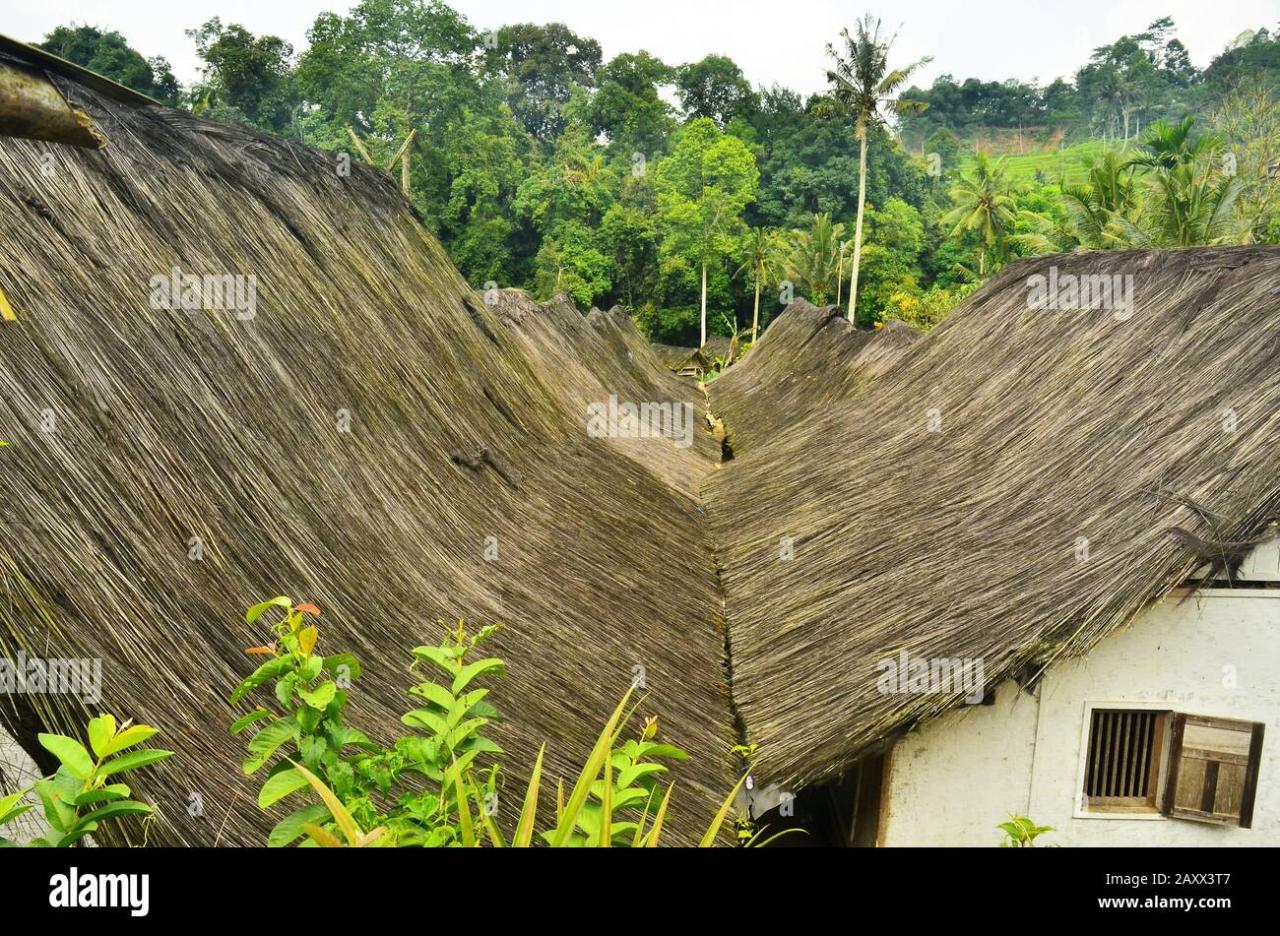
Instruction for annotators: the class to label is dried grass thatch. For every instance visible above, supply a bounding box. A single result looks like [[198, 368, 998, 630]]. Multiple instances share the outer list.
[[707, 247, 1280, 787], [6, 43, 1280, 834], [709, 302, 919, 455], [0, 64, 734, 843]]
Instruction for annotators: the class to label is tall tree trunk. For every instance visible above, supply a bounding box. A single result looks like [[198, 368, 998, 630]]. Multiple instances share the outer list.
[[837, 246, 844, 308], [751, 273, 762, 343], [700, 261, 708, 347], [848, 125, 868, 323]]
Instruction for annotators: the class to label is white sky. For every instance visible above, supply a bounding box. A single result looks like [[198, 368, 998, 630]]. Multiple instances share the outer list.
[[7, 0, 1279, 94]]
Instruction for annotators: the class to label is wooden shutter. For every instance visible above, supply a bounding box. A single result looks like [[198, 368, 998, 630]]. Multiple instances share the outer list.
[[1163, 715, 1265, 828]]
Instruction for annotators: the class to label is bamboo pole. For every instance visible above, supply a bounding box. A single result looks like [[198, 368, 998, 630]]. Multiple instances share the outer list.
[[346, 127, 375, 165], [384, 129, 417, 172]]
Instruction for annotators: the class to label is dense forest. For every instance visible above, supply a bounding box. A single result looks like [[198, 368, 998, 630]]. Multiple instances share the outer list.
[[35, 2, 1280, 344]]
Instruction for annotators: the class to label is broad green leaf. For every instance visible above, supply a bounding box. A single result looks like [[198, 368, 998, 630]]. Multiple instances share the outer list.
[[242, 718, 296, 774], [230, 657, 295, 704], [410, 645, 457, 674], [73, 784, 130, 807], [76, 800, 152, 827], [298, 626, 318, 658], [0, 789, 32, 823], [98, 749, 173, 780], [401, 708, 447, 734], [258, 768, 311, 808], [409, 681, 455, 710], [456, 736, 502, 756], [38, 734, 93, 780], [268, 804, 330, 848], [102, 725, 158, 757], [451, 658, 505, 695], [230, 708, 273, 735], [327, 727, 372, 749], [87, 715, 117, 759], [298, 682, 336, 711], [321, 654, 361, 681], [618, 763, 669, 787], [35, 778, 76, 834], [246, 596, 292, 624], [446, 718, 489, 746]]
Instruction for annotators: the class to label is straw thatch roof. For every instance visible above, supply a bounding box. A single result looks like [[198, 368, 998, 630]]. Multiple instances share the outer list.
[[708, 302, 918, 455], [6, 40, 1280, 838], [0, 47, 734, 844], [708, 247, 1280, 787]]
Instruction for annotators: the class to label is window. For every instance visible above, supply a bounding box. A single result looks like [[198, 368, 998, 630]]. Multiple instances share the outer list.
[[1084, 709, 1168, 813], [1080, 707, 1266, 828], [1164, 715, 1267, 828]]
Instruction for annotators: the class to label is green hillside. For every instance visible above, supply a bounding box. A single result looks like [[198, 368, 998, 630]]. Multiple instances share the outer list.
[[957, 139, 1128, 186]]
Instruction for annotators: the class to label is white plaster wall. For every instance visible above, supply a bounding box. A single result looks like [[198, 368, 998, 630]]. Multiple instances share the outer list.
[[881, 588, 1280, 846]]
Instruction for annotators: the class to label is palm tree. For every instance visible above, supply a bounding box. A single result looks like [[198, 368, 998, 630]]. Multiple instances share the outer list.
[[941, 153, 1019, 276], [1014, 150, 1141, 254], [826, 16, 931, 322], [784, 213, 846, 305], [1128, 118, 1245, 246], [735, 227, 785, 343]]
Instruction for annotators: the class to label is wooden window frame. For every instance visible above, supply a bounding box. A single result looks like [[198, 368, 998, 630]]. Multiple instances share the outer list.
[[1077, 706, 1171, 818]]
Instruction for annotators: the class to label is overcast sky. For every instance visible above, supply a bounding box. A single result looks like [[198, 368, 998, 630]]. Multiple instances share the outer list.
[[9, 0, 1279, 94]]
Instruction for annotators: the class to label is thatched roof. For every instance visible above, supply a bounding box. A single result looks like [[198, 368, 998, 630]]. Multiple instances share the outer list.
[[6, 42, 1280, 834], [709, 302, 918, 455], [0, 52, 733, 844], [491, 293, 719, 498], [708, 247, 1280, 787]]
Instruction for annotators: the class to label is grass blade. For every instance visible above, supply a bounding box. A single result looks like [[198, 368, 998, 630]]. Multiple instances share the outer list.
[[643, 784, 674, 847], [699, 772, 748, 847], [550, 687, 633, 847], [512, 745, 545, 848], [289, 760, 360, 846]]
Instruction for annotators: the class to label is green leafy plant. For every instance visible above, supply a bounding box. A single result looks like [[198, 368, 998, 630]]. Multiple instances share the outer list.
[[0, 715, 172, 847], [232, 599, 506, 847], [998, 814, 1055, 848], [235, 597, 770, 847]]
